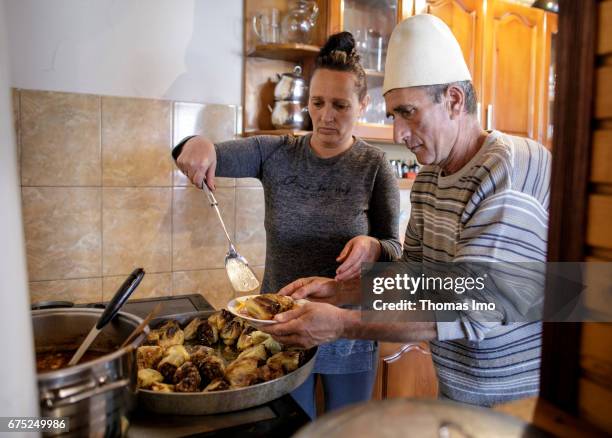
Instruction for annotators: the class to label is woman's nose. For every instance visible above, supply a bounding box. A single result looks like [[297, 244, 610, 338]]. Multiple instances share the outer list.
[[321, 105, 335, 122]]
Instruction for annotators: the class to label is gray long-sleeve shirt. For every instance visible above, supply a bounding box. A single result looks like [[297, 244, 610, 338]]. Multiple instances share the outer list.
[[174, 133, 401, 373], [212, 134, 401, 292]]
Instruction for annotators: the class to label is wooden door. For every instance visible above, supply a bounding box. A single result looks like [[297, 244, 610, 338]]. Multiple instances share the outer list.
[[421, 0, 483, 102], [540, 12, 558, 149], [372, 342, 439, 400], [482, 0, 545, 141]]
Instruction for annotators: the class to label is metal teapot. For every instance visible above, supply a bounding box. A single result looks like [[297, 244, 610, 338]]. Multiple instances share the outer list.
[[268, 65, 310, 129], [281, 0, 319, 44], [274, 65, 308, 102], [268, 101, 310, 130]]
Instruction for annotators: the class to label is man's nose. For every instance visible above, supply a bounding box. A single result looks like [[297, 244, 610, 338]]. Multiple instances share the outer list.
[[393, 120, 410, 144]]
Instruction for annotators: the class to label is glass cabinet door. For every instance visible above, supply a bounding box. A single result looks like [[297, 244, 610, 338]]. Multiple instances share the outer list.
[[343, 0, 399, 127]]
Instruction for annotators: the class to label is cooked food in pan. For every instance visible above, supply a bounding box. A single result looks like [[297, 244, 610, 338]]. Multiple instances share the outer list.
[[136, 345, 163, 370], [220, 317, 245, 345], [174, 362, 202, 392], [145, 320, 184, 349], [204, 378, 231, 392], [136, 310, 307, 393], [208, 309, 233, 331], [157, 344, 190, 380], [138, 368, 164, 389]]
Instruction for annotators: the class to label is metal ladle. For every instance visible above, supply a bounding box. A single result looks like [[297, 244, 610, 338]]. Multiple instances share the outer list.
[[202, 182, 260, 293]]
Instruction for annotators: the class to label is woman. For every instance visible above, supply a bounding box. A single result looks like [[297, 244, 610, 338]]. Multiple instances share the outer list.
[[173, 32, 401, 418]]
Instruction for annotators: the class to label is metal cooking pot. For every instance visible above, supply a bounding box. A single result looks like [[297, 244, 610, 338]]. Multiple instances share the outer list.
[[274, 65, 308, 102], [33, 308, 145, 437], [268, 100, 310, 130]]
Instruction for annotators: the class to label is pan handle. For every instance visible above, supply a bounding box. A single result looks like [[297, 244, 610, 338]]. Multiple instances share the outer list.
[[96, 268, 145, 330]]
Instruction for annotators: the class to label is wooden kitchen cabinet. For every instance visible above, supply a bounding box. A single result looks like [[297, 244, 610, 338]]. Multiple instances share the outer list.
[[419, 0, 557, 147], [242, 0, 413, 141], [242, 1, 557, 143], [242, 0, 330, 136], [419, 0, 484, 106], [372, 342, 439, 400], [482, 1, 546, 141]]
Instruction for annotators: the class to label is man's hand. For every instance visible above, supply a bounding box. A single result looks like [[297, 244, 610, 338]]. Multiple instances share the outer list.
[[263, 301, 348, 348], [277, 277, 339, 302], [176, 136, 217, 190], [335, 236, 382, 281]]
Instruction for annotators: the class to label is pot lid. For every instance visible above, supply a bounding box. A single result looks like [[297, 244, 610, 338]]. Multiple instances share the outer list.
[[294, 399, 549, 438]]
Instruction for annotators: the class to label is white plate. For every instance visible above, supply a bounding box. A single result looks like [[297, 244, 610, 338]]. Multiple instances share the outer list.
[[226, 295, 307, 326]]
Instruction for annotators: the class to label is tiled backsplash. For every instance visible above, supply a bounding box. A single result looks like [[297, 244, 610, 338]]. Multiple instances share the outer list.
[[14, 89, 265, 309]]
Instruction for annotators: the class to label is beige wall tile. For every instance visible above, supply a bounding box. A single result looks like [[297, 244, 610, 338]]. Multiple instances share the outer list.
[[29, 277, 102, 304], [236, 178, 262, 187], [20, 90, 101, 186], [102, 188, 171, 276], [102, 97, 172, 186], [235, 187, 266, 266], [172, 187, 235, 271], [22, 187, 101, 281], [173, 102, 236, 187], [173, 269, 235, 310], [103, 272, 172, 300]]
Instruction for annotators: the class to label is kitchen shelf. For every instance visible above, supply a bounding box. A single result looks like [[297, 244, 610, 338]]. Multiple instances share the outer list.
[[248, 43, 321, 61], [354, 122, 393, 142], [242, 129, 311, 137], [398, 178, 415, 190], [364, 68, 385, 78]]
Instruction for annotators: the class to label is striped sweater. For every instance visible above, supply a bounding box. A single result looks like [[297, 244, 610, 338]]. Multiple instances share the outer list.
[[402, 130, 551, 406]]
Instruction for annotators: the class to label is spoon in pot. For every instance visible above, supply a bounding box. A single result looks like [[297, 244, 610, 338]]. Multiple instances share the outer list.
[[201, 182, 260, 293], [68, 268, 145, 367], [119, 303, 163, 348]]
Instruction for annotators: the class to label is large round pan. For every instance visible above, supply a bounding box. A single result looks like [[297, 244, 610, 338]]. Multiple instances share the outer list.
[[136, 311, 317, 415]]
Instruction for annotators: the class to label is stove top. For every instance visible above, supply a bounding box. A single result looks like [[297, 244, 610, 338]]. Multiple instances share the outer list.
[[32, 293, 215, 319], [96, 293, 215, 319], [128, 394, 309, 438]]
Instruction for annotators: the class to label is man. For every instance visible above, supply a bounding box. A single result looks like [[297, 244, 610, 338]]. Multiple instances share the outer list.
[[264, 14, 551, 407]]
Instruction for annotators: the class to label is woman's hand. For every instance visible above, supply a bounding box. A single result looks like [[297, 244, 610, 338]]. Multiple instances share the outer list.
[[335, 236, 382, 281], [263, 301, 348, 348], [277, 277, 339, 302], [176, 136, 217, 190]]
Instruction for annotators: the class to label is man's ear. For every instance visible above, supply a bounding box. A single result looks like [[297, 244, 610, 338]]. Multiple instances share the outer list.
[[446, 85, 465, 118]]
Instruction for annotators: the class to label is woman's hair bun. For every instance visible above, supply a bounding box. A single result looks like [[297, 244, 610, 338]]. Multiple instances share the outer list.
[[317, 31, 360, 64], [313, 31, 367, 101]]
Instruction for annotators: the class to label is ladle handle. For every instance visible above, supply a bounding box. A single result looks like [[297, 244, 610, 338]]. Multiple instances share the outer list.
[[96, 268, 145, 329], [202, 181, 233, 245], [202, 180, 218, 206]]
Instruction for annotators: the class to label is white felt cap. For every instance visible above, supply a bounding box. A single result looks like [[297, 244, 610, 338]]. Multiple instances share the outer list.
[[382, 14, 472, 95]]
